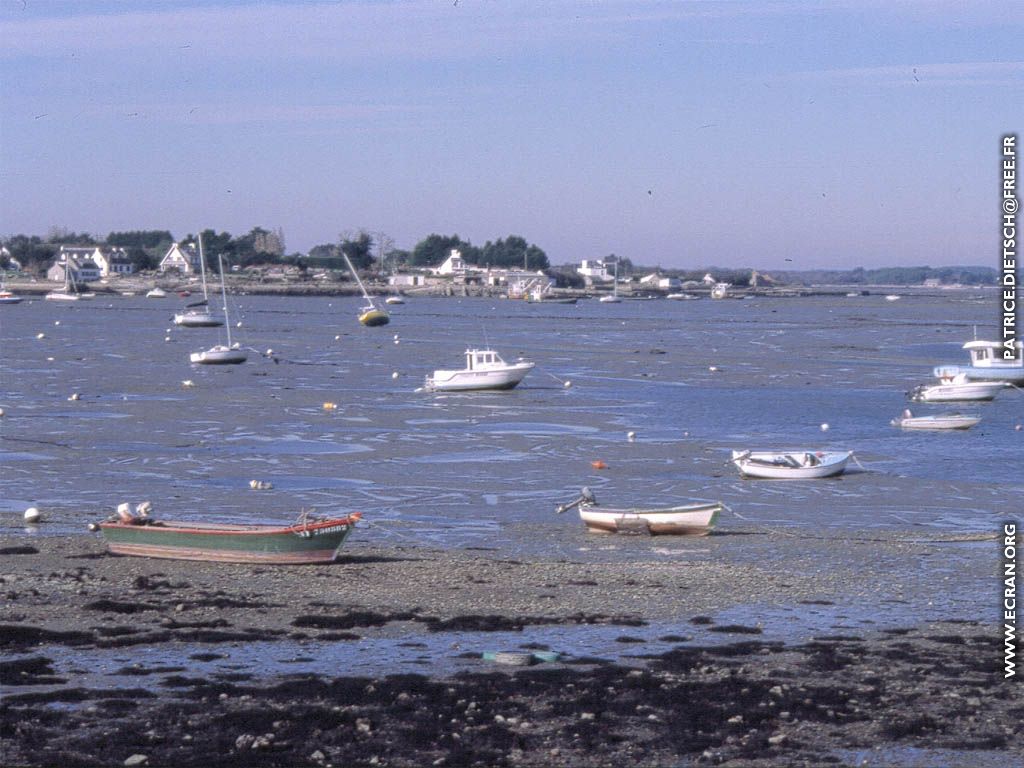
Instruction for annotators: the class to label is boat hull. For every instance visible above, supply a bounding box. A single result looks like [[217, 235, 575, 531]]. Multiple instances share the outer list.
[[426, 363, 534, 392], [910, 381, 1005, 402], [359, 308, 390, 327], [190, 345, 248, 365], [578, 503, 720, 535], [174, 312, 224, 327], [933, 365, 1024, 384], [891, 415, 980, 430], [732, 451, 851, 479], [98, 515, 360, 564]]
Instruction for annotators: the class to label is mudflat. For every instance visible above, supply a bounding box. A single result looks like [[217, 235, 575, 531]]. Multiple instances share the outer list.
[[1, 534, 1018, 767]]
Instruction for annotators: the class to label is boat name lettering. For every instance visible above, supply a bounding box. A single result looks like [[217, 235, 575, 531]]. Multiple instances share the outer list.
[[295, 524, 348, 538]]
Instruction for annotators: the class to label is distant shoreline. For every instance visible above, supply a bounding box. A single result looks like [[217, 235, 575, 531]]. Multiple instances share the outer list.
[[0, 276, 998, 300]]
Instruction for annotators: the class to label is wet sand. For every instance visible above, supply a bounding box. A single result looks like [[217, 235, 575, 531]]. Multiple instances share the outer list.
[[2, 534, 1018, 767]]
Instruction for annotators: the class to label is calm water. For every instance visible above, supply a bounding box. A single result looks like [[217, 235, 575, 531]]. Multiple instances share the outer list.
[[1, 291, 1021, 550]]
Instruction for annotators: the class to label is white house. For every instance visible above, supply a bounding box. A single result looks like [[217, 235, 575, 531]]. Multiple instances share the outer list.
[[92, 247, 135, 276], [640, 273, 681, 291], [47, 252, 102, 284], [159, 241, 201, 274], [577, 259, 614, 282], [435, 248, 468, 276]]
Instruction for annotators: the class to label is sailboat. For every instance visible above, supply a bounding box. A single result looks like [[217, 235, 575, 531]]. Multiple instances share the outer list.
[[189, 254, 247, 365], [174, 234, 224, 327], [46, 260, 93, 301], [343, 254, 389, 327], [599, 259, 621, 303]]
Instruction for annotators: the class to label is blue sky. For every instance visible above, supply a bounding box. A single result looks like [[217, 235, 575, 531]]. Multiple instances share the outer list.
[[1, 0, 1020, 268]]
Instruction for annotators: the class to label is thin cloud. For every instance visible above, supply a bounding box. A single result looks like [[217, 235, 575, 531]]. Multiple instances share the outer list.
[[792, 61, 1024, 88]]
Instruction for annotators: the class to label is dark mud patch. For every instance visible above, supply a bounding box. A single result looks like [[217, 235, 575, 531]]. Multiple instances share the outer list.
[[5, 623, 1013, 768], [0, 545, 39, 555], [0, 656, 66, 686]]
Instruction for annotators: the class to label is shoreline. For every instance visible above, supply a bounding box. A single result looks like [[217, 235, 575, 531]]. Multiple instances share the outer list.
[[1, 535, 1017, 767], [1, 277, 998, 299]]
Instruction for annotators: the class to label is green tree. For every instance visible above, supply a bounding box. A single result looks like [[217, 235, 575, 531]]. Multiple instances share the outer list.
[[340, 231, 375, 270], [409, 234, 478, 267], [480, 235, 549, 270]]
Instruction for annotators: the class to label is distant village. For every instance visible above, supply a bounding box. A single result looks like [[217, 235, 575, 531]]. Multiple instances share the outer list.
[[0, 232, 1000, 298], [2, 240, 770, 299]]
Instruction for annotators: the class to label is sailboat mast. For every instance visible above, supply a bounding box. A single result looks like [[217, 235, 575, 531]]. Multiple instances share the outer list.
[[198, 232, 210, 302], [218, 253, 232, 347], [343, 253, 374, 303]]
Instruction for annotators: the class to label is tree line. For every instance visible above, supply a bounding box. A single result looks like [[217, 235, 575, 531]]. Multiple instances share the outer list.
[[0, 227, 549, 275]]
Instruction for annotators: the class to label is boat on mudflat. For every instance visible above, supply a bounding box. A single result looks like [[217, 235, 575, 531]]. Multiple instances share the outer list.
[[890, 410, 980, 430], [909, 374, 1006, 403], [424, 348, 534, 392], [556, 488, 721, 536], [90, 507, 361, 564], [933, 340, 1024, 384], [731, 450, 852, 479]]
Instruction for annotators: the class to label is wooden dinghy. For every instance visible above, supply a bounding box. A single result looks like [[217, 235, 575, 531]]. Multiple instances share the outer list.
[[556, 488, 721, 536], [90, 505, 360, 564], [731, 450, 852, 479]]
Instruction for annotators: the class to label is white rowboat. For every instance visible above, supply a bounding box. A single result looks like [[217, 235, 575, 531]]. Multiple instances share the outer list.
[[890, 411, 980, 430], [731, 450, 852, 479], [556, 489, 721, 536]]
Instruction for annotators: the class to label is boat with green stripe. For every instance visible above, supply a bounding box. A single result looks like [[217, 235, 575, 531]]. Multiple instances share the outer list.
[[91, 510, 361, 564]]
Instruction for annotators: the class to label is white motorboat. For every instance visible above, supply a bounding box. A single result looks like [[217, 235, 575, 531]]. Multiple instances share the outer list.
[[174, 233, 224, 327], [385, 295, 405, 305], [731, 450, 853, 479], [909, 374, 1006, 403], [556, 488, 721, 536], [933, 340, 1024, 384], [424, 348, 534, 392], [885, 294, 901, 301], [890, 410, 980, 430], [146, 287, 167, 298], [666, 293, 698, 300], [0, 284, 23, 304], [189, 253, 248, 365]]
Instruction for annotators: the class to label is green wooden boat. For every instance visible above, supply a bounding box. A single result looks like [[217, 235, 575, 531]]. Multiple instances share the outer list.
[[93, 512, 361, 564]]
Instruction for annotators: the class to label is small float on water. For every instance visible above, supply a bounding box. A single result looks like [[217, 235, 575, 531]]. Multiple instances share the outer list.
[[556, 488, 722, 536], [89, 503, 360, 564], [890, 410, 980, 430], [730, 450, 853, 479], [424, 348, 534, 392]]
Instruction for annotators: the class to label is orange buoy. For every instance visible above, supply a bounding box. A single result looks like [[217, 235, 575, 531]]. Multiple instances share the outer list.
[[590, 460, 607, 470]]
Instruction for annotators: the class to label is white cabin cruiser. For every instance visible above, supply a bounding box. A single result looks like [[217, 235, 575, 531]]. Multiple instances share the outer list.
[[424, 348, 534, 392], [909, 373, 1006, 403], [933, 340, 1024, 383], [890, 410, 980, 430]]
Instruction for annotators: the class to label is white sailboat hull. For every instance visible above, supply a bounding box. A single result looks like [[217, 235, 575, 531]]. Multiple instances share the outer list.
[[190, 345, 248, 365], [174, 311, 224, 327], [732, 450, 852, 479]]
